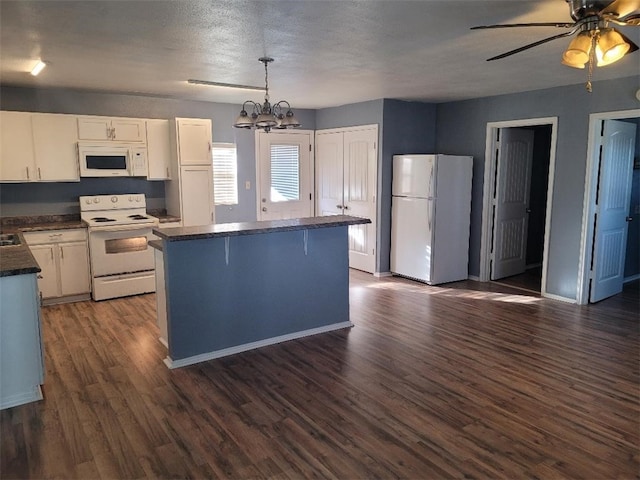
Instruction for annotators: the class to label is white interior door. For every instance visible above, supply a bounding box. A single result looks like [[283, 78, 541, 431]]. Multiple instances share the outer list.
[[491, 128, 534, 280], [344, 128, 377, 273], [257, 131, 313, 221], [316, 132, 344, 216], [589, 119, 636, 303]]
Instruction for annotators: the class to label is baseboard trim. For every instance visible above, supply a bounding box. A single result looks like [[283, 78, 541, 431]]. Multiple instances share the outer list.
[[374, 271, 392, 278], [164, 321, 354, 369], [624, 274, 640, 284], [0, 386, 43, 410], [542, 292, 577, 304]]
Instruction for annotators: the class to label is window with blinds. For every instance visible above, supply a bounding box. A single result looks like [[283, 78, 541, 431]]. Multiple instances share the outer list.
[[270, 144, 300, 202], [212, 143, 238, 205]]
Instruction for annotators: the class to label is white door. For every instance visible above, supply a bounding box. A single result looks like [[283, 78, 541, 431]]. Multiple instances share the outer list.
[[491, 128, 535, 280], [77, 116, 112, 141], [316, 132, 344, 216], [257, 131, 313, 221], [343, 128, 377, 273], [180, 165, 215, 226], [590, 120, 636, 303], [111, 118, 145, 142], [146, 119, 171, 180]]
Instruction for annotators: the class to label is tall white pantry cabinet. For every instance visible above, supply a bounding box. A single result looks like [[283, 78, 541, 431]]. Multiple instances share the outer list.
[[165, 118, 215, 227]]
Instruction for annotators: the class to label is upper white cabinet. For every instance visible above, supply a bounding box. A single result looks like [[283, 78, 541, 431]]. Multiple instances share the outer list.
[[0, 111, 79, 182], [32, 113, 80, 181], [175, 118, 212, 165], [77, 116, 146, 143], [0, 111, 36, 181], [146, 119, 171, 180]]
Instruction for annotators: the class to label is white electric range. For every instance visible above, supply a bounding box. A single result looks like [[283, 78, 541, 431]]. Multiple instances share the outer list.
[[80, 194, 158, 301]]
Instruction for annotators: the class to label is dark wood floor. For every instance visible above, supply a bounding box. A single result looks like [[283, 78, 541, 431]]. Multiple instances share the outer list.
[[2, 272, 639, 479]]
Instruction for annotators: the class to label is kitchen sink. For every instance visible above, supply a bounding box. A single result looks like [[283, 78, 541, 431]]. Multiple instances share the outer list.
[[0, 233, 21, 246]]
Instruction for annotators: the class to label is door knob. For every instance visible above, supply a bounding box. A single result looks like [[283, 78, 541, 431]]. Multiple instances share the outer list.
[[336, 205, 344, 209], [626, 216, 633, 222], [526, 208, 532, 213], [262, 198, 267, 203], [343, 205, 350, 210], [262, 207, 267, 212]]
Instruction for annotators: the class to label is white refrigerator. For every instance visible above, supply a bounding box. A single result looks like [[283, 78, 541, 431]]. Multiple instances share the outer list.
[[391, 154, 473, 285]]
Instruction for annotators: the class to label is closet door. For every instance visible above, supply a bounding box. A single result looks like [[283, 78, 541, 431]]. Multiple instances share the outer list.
[[315, 131, 344, 216], [343, 128, 377, 274]]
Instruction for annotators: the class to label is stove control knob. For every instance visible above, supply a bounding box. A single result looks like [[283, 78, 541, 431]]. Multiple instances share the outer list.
[[129, 195, 134, 201], [93, 198, 100, 204], [111, 196, 118, 203], [136, 196, 141, 202], [85, 199, 91, 204]]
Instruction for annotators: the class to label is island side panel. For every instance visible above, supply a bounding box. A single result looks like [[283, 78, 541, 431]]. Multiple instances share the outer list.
[[163, 226, 350, 361]]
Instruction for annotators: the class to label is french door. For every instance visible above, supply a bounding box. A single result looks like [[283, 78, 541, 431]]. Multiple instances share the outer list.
[[256, 131, 313, 221]]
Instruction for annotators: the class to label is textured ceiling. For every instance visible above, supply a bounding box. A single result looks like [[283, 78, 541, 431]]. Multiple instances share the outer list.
[[1, 0, 639, 109]]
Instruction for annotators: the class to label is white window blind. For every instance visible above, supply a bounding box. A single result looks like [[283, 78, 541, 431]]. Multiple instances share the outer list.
[[270, 144, 300, 202], [212, 143, 238, 205]]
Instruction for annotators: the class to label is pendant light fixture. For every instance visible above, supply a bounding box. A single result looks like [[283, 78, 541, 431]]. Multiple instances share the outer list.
[[233, 57, 300, 133]]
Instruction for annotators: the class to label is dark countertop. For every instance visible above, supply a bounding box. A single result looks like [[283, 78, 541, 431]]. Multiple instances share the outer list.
[[148, 239, 163, 251], [152, 215, 371, 242], [0, 232, 40, 277], [0, 211, 178, 276]]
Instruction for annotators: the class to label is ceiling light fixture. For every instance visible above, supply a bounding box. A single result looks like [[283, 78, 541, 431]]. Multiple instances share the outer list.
[[30, 60, 46, 76], [233, 57, 300, 133], [561, 22, 634, 92]]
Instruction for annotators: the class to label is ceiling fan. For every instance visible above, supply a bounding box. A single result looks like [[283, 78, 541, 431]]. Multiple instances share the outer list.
[[471, 0, 640, 91]]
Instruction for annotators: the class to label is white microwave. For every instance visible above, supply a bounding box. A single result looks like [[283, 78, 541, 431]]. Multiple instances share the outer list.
[[78, 143, 148, 178]]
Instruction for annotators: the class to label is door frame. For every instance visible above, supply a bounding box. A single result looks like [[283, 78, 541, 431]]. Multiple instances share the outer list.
[[577, 109, 640, 305], [479, 117, 558, 299], [254, 129, 315, 220]]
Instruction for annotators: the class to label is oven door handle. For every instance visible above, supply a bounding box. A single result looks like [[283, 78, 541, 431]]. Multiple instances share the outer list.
[[89, 224, 156, 233]]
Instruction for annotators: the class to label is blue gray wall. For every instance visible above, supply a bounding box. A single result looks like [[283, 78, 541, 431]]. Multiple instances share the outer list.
[[435, 75, 640, 300], [0, 86, 315, 222]]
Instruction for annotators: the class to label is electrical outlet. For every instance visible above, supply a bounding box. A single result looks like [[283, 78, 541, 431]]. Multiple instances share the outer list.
[[245, 180, 251, 190]]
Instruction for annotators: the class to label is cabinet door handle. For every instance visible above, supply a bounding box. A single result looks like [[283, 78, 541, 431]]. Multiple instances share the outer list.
[[166, 167, 170, 178], [38, 167, 42, 180], [60, 246, 64, 259], [336, 205, 344, 209], [343, 205, 350, 210], [37, 274, 43, 279], [50, 249, 54, 261], [26, 167, 30, 180]]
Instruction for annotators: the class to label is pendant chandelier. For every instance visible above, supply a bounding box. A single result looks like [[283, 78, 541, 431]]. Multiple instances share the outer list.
[[233, 57, 300, 133]]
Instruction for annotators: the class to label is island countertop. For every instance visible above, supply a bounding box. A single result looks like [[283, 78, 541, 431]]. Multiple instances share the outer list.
[[152, 215, 371, 242]]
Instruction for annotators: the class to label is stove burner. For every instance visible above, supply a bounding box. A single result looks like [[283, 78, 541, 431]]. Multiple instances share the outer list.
[[92, 217, 116, 223], [128, 214, 149, 220]]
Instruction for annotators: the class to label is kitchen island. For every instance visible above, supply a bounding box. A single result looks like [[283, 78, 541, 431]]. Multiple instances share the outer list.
[[151, 215, 370, 368]]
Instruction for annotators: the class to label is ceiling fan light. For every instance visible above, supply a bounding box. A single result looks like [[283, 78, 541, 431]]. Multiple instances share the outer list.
[[598, 28, 630, 64], [563, 32, 592, 65], [561, 57, 585, 69]]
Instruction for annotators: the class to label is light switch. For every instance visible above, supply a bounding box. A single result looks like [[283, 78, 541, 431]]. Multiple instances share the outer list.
[[245, 180, 251, 190]]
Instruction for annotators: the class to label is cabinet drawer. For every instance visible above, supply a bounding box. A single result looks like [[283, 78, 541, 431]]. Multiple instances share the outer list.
[[23, 228, 87, 245]]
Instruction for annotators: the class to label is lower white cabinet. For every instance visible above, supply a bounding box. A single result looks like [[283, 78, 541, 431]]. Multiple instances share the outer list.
[[180, 165, 215, 226], [0, 273, 44, 409], [23, 229, 91, 303]]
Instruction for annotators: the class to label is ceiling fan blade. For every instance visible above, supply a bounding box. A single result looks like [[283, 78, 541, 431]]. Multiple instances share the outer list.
[[471, 22, 575, 30], [486, 29, 579, 61], [615, 12, 640, 24], [601, 0, 640, 17]]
